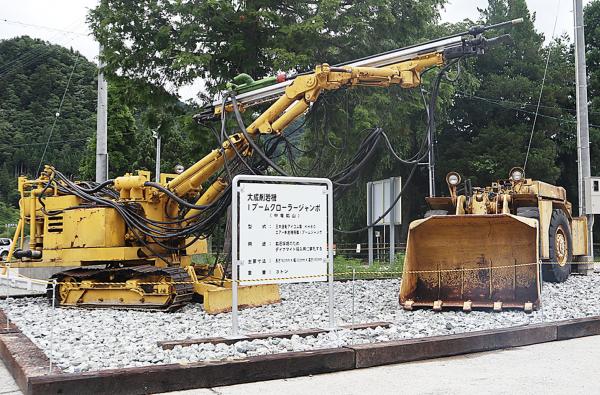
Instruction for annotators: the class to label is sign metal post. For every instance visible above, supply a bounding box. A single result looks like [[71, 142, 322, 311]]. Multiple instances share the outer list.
[[232, 175, 334, 336]]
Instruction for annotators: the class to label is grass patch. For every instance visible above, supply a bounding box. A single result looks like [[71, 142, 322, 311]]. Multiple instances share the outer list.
[[334, 254, 404, 280], [192, 253, 219, 265]]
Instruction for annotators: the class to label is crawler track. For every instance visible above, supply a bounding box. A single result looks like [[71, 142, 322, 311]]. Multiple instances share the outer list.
[[46, 265, 194, 312]]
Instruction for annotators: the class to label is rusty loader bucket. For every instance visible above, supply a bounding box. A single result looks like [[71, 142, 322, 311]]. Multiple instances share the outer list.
[[399, 214, 540, 312]]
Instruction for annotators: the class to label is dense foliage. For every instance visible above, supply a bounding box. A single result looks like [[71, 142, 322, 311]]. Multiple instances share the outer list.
[[0, 36, 97, 204], [88, 0, 445, 93], [439, 1, 571, 186], [0, 36, 214, 209]]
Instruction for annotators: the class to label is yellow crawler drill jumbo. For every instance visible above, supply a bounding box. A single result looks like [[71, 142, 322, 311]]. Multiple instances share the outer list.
[[2, 20, 520, 313], [400, 167, 589, 313]]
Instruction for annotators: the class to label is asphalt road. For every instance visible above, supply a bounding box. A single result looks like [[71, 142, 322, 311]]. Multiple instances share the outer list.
[[2, 334, 599, 395]]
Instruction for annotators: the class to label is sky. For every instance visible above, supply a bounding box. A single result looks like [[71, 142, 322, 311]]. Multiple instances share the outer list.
[[0, 0, 592, 101]]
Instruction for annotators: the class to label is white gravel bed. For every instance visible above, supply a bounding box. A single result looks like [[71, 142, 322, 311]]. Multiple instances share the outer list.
[[1, 273, 600, 373]]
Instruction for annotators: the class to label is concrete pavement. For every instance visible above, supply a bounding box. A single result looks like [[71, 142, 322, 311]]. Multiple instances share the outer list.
[[2, 334, 600, 394], [166, 335, 599, 395], [0, 360, 21, 395]]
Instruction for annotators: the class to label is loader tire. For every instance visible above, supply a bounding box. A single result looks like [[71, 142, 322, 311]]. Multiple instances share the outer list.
[[517, 207, 572, 283], [543, 210, 572, 283], [424, 209, 448, 218]]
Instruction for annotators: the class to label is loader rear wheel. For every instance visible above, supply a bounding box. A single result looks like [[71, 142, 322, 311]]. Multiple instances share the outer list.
[[424, 209, 448, 218], [516, 207, 571, 282], [543, 210, 572, 283]]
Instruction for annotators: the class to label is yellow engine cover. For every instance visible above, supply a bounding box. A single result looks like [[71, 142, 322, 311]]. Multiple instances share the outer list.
[[44, 206, 126, 249]]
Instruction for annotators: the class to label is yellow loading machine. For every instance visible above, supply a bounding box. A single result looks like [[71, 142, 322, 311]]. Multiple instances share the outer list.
[[400, 168, 589, 312], [3, 21, 520, 312]]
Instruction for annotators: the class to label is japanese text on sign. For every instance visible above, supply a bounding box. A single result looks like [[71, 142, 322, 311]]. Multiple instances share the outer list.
[[237, 181, 330, 285]]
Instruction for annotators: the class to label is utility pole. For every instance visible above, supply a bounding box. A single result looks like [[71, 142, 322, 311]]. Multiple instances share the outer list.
[[573, 0, 594, 267], [95, 44, 108, 182], [153, 131, 161, 182], [428, 133, 435, 197]]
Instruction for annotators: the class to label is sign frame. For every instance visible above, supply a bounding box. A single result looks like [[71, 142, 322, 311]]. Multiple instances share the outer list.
[[231, 174, 334, 336], [366, 176, 402, 266], [366, 177, 402, 226]]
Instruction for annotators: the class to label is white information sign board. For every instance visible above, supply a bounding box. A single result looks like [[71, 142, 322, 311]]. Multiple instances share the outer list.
[[231, 174, 334, 335], [237, 183, 328, 284]]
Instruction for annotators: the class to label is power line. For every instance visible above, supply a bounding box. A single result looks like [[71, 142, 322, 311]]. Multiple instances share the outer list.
[[0, 138, 90, 149], [0, 18, 88, 37], [0, 129, 141, 150], [0, 19, 87, 78], [456, 94, 600, 116], [0, 34, 81, 79], [36, 54, 80, 176], [456, 93, 600, 129], [524, 0, 561, 172]]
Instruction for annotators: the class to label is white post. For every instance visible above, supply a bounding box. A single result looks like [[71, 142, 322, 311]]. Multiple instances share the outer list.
[[428, 128, 435, 197], [153, 132, 161, 183], [231, 182, 239, 337], [389, 177, 396, 265], [376, 231, 381, 262], [351, 268, 355, 326], [327, 184, 335, 330], [573, 0, 595, 268], [367, 182, 374, 266], [49, 280, 57, 374], [95, 44, 108, 182], [4, 264, 9, 330], [232, 265, 239, 336]]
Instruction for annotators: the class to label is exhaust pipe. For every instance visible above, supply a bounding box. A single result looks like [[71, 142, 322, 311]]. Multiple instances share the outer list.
[[13, 249, 42, 259]]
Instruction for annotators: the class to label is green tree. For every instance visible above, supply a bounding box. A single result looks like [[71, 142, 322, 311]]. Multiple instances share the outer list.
[[88, 0, 449, 243], [437, 0, 572, 194], [585, 0, 600, 179], [88, 0, 446, 94]]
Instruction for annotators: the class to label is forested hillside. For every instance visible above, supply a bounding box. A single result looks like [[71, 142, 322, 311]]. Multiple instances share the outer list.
[[0, 36, 214, 209], [0, 36, 97, 204]]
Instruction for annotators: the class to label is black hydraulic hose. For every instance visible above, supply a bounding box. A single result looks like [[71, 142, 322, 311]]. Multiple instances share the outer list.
[[426, 59, 457, 195], [75, 179, 115, 193], [219, 93, 259, 176], [332, 130, 383, 185], [143, 182, 212, 210], [380, 131, 429, 165], [229, 94, 290, 176], [334, 58, 456, 234], [334, 161, 419, 234], [47, 169, 230, 254]]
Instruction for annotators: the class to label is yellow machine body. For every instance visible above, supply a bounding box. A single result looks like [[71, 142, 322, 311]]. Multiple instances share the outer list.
[[400, 171, 588, 312], [11, 170, 280, 313]]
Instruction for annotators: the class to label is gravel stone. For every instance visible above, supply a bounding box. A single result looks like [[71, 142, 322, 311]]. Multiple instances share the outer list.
[[2, 273, 600, 372]]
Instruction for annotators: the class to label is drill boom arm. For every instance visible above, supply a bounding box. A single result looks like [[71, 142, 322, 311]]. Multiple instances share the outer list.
[[171, 19, 524, 202], [166, 53, 444, 199]]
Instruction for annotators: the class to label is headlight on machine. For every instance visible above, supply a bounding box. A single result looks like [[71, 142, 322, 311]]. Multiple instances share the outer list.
[[446, 172, 461, 186], [509, 167, 525, 182]]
